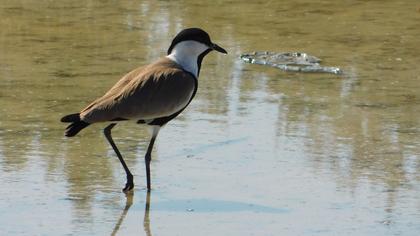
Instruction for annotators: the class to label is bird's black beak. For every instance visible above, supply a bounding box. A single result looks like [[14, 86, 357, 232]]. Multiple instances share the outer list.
[[211, 43, 227, 54]]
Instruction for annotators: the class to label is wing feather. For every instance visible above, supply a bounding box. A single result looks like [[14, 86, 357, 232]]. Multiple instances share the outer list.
[[80, 59, 196, 123]]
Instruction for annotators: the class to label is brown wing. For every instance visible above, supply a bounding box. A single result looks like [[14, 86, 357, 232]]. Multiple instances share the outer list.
[[79, 65, 145, 114], [80, 59, 196, 124]]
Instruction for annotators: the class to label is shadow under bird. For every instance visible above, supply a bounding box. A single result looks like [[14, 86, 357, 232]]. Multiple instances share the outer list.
[[60, 28, 227, 192]]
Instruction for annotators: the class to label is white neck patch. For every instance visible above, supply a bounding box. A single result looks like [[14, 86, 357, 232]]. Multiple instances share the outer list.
[[166, 40, 209, 78]]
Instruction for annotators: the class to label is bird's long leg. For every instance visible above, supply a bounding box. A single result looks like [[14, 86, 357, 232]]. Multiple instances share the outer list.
[[145, 136, 156, 192], [145, 126, 160, 192], [104, 123, 134, 193]]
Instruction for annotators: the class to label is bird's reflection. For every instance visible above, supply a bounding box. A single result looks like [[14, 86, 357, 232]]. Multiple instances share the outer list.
[[111, 191, 152, 236], [143, 191, 152, 236], [111, 192, 133, 236]]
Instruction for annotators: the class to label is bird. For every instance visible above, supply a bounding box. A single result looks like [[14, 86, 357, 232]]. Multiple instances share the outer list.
[[60, 28, 227, 193]]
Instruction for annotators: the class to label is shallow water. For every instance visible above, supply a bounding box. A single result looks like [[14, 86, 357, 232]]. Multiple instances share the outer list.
[[1, 0, 420, 235]]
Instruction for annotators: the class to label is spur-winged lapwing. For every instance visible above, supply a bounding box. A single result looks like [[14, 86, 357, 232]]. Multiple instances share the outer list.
[[60, 28, 227, 192]]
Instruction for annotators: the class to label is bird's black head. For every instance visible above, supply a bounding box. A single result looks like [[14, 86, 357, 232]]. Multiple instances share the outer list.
[[167, 28, 227, 55]]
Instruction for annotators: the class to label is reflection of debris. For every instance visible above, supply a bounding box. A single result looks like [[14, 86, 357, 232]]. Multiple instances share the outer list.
[[240, 51, 342, 74]]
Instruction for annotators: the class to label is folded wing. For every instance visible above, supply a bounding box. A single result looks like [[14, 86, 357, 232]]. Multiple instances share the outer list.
[[80, 59, 196, 124]]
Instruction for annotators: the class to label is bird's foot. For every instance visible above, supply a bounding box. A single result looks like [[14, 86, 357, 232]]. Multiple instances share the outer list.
[[122, 175, 134, 193], [122, 182, 134, 193]]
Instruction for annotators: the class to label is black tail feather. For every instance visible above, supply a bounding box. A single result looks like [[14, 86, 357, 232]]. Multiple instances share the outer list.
[[61, 113, 81, 123], [65, 121, 90, 137], [61, 113, 89, 137]]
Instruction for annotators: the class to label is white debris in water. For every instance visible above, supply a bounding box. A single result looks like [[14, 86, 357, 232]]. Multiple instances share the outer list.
[[240, 51, 342, 75]]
